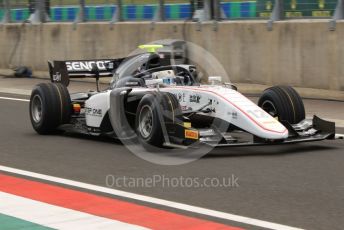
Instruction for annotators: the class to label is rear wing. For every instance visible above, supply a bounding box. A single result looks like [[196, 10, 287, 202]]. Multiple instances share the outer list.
[[48, 58, 125, 86]]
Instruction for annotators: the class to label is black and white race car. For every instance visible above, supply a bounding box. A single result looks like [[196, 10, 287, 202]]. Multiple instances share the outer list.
[[29, 45, 336, 149]]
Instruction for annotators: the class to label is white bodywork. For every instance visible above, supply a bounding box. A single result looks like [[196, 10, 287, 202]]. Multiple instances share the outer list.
[[85, 85, 288, 139], [85, 91, 111, 128]]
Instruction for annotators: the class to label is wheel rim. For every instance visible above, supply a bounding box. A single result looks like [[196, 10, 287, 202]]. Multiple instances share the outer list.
[[31, 94, 43, 123], [261, 100, 278, 118], [138, 105, 154, 139]]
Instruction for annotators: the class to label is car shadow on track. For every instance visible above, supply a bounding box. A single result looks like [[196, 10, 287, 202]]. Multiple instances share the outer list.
[[206, 143, 338, 158], [50, 131, 122, 145], [42, 132, 339, 159]]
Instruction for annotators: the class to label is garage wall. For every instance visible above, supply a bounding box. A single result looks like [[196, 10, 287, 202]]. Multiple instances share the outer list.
[[0, 20, 343, 91]]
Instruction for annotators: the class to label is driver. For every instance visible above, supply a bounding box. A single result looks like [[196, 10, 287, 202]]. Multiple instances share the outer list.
[[152, 70, 178, 86]]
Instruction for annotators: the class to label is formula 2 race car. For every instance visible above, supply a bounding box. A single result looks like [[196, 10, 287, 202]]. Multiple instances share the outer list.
[[29, 45, 336, 149]]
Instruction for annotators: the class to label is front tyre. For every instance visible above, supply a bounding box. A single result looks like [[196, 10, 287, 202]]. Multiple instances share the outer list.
[[30, 83, 71, 134], [258, 85, 305, 124], [135, 93, 182, 147]]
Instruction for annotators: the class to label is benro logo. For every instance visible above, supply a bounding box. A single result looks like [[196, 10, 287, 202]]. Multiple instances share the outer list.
[[85, 107, 102, 117], [66, 61, 111, 72]]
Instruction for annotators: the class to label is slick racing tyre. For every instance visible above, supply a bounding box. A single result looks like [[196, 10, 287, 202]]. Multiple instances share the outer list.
[[135, 92, 182, 147], [30, 83, 71, 134], [258, 85, 305, 124]]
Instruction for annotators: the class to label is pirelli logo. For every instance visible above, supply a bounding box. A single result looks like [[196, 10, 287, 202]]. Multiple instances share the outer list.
[[185, 129, 199, 140]]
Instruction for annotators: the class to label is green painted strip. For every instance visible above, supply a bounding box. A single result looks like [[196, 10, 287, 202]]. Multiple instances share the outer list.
[[23, 9, 30, 20], [152, 5, 158, 18], [0, 213, 54, 230], [249, 2, 257, 17], [88, 7, 96, 20], [104, 6, 112, 20], [62, 8, 68, 21], [170, 5, 179, 20], [136, 5, 144, 20], [123, 5, 128, 20], [231, 2, 241, 18], [51, 8, 56, 21], [10, 10, 16, 21]]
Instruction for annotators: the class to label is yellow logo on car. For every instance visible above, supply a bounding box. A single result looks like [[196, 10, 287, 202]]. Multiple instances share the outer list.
[[138, 44, 164, 53], [185, 130, 199, 140], [183, 122, 192, 128]]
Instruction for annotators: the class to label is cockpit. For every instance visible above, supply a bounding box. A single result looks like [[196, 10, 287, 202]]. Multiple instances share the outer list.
[[111, 52, 199, 89]]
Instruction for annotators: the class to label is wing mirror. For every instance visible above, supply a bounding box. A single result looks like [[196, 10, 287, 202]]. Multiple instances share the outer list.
[[91, 64, 101, 92]]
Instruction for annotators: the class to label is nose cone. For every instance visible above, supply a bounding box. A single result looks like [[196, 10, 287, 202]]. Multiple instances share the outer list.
[[256, 118, 289, 139]]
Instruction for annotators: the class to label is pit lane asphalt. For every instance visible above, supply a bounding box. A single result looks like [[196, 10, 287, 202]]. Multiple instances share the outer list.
[[0, 92, 343, 230]]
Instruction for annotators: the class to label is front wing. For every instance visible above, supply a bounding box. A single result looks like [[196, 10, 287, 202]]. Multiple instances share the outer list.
[[199, 116, 336, 147]]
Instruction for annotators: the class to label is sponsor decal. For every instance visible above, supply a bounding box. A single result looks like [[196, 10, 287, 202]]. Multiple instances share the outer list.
[[66, 61, 112, 72], [181, 106, 192, 112], [183, 122, 192, 128], [185, 129, 199, 140], [177, 93, 186, 102], [73, 104, 81, 114], [247, 109, 270, 119], [227, 111, 238, 119], [87, 127, 101, 133], [189, 94, 201, 103], [211, 99, 219, 105], [85, 107, 102, 117], [52, 72, 61, 82], [107, 62, 114, 69]]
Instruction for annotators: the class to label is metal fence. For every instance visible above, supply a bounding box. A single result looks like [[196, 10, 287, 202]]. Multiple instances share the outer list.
[[1, 0, 343, 27]]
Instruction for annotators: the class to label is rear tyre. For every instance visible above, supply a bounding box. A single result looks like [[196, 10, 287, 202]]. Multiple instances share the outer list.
[[135, 93, 182, 147], [258, 85, 305, 124], [30, 83, 71, 134]]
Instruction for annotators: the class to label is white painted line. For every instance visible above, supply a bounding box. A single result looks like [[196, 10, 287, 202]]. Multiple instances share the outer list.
[[0, 192, 148, 230], [0, 88, 31, 96], [335, 134, 344, 139], [0, 165, 303, 230], [328, 119, 344, 128], [0, 96, 29, 102]]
